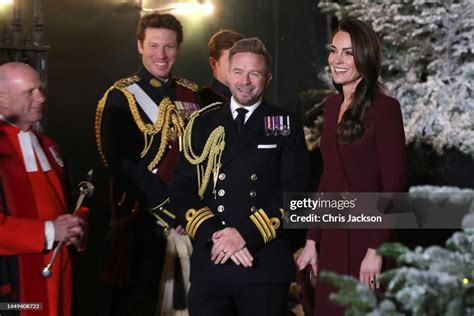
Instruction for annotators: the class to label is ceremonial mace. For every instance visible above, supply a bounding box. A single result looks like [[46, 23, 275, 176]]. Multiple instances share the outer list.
[[42, 169, 94, 278]]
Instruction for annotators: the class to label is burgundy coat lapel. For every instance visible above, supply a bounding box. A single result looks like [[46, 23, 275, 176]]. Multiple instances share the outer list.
[[324, 95, 351, 192]]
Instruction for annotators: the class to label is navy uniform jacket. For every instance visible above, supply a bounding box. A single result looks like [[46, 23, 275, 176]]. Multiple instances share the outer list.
[[198, 78, 231, 106], [170, 100, 311, 284]]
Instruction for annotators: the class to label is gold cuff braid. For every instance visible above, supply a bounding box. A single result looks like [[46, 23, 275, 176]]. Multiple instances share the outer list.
[[249, 209, 281, 244], [185, 207, 215, 239]]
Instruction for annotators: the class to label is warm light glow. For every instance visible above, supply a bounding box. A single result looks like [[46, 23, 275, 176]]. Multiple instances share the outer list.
[[0, 0, 13, 6], [142, 0, 214, 16], [463, 277, 470, 285], [172, 2, 201, 15], [202, 0, 214, 16]]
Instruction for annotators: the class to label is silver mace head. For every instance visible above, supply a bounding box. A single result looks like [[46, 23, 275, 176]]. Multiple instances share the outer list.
[[42, 264, 52, 278], [78, 180, 94, 197], [78, 169, 94, 197]]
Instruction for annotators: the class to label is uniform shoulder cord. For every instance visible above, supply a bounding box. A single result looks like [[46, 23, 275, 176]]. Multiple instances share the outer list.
[[182, 103, 225, 199]]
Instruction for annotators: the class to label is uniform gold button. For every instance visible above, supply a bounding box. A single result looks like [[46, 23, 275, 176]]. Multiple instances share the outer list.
[[250, 174, 257, 181], [250, 191, 256, 197], [218, 173, 226, 180], [218, 189, 225, 197], [250, 206, 257, 212], [217, 205, 225, 213], [149, 78, 161, 88]]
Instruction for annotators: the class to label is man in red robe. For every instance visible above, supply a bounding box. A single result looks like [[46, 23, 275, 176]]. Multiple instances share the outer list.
[[0, 62, 87, 316]]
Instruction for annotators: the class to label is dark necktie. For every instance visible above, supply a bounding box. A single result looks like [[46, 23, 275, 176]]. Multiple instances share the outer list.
[[234, 108, 248, 133]]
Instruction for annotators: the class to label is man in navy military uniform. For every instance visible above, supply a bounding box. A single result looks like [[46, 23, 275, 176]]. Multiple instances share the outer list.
[[170, 38, 311, 316], [198, 29, 244, 106], [95, 12, 199, 316]]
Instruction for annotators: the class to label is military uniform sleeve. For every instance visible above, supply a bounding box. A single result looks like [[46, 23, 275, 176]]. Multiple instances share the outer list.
[[169, 116, 223, 248], [98, 88, 169, 209], [170, 156, 223, 248], [237, 114, 312, 252]]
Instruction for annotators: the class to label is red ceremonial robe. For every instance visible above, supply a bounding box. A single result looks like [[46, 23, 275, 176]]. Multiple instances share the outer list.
[[0, 121, 79, 316]]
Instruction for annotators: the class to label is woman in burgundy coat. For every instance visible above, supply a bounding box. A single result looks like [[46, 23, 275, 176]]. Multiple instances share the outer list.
[[296, 18, 406, 315]]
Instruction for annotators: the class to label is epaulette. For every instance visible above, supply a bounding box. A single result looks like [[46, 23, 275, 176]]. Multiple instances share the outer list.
[[114, 75, 141, 89], [175, 77, 199, 92]]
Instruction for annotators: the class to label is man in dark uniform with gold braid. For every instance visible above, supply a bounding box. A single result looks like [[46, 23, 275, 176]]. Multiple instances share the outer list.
[[198, 29, 244, 106], [95, 13, 199, 316], [170, 38, 311, 316]]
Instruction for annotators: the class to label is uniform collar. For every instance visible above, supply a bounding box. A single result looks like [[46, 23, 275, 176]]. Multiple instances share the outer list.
[[138, 66, 174, 88], [229, 97, 262, 123], [210, 78, 231, 101]]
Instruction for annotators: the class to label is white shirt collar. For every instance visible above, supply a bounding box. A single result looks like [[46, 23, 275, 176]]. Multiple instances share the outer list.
[[17, 130, 51, 172], [230, 97, 262, 123]]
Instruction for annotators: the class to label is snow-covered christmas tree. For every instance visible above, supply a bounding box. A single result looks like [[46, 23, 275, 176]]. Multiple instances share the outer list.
[[320, 229, 474, 315], [307, 0, 474, 158], [318, 186, 474, 314]]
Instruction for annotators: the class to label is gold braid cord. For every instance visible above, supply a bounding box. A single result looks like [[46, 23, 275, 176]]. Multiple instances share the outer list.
[[95, 84, 186, 171], [95, 86, 114, 166], [182, 103, 225, 199]]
